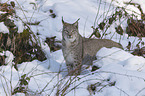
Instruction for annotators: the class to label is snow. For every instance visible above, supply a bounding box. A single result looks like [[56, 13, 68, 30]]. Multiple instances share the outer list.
[[0, 22, 9, 33], [0, 0, 145, 96]]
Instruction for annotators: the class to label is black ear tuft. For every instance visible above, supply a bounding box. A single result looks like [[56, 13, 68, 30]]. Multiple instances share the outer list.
[[62, 17, 68, 25], [75, 18, 80, 23], [62, 16, 65, 24], [73, 18, 80, 26], [76, 18, 80, 22]]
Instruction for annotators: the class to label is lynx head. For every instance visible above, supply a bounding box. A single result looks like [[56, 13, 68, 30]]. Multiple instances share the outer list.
[[62, 18, 80, 42]]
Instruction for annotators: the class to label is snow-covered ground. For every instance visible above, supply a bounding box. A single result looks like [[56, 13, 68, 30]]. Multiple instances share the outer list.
[[0, 0, 145, 96]]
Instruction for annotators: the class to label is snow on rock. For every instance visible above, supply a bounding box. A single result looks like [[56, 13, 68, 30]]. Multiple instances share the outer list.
[[123, 56, 145, 71], [5, 51, 15, 66], [0, 22, 9, 33], [0, 65, 19, 96], [93, 47, 145, 96], [94, 47, 133, 67]]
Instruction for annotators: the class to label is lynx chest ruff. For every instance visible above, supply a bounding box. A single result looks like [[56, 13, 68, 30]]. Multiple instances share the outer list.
[[63, 48, 75, 64]]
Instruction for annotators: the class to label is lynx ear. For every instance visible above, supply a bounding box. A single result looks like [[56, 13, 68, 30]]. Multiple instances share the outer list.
[[73, 18, 80, 26], [62, 17, 68, 25]]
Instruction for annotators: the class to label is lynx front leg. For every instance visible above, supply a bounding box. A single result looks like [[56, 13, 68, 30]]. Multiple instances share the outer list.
[[66, 61, 82, 76], [66, 63, 74, 75]]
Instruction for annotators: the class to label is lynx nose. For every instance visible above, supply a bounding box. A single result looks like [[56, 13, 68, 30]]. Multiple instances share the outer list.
[[68, 35, 72, 38]]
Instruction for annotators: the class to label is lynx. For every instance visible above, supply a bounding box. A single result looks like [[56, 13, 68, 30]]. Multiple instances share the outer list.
[[62, 18, 123, 75]]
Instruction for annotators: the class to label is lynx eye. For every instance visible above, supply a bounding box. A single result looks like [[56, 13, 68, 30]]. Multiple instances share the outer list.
[[71, 30, 75, 33], [72, 29, 77, 32], [64, 30, 69, 34]]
